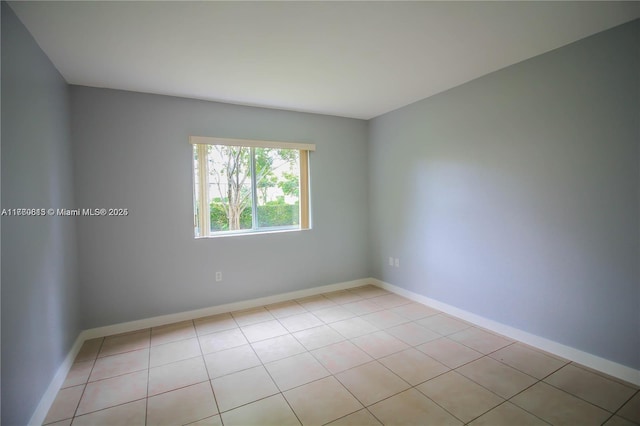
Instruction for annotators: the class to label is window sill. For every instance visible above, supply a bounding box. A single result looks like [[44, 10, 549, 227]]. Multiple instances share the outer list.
[[195, 227, 311, 239]]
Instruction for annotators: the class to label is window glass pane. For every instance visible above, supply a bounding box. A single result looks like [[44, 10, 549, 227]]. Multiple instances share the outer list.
[[208, 145, 253, 232], [255, 148, 300, 228]]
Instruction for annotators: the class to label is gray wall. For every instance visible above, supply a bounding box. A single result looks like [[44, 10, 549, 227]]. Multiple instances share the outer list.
[[369, 19, 639, 369], [71, 87, 370, 329], [1, 2, 80, 425]]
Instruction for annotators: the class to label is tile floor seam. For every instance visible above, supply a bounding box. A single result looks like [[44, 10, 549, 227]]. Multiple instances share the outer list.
[[409, 370, 475, 424], [614, 389, 640, 426], [505, 379, 612, 425], [144, 328, 152, 426], [569, 362, 640, 390], [452, 355, 538, 402], [148, 352, 201, 370], [485, 349, 543, 381], [227, 314, 305, 425], [85, 365, 150, 385], [70, 397, 148, 423], [66, 338, 104, 424], [194, 328, 222, 422], [541, 378, 624, 414], [463, 400, 553, 426], [51, 286, 638, 426]]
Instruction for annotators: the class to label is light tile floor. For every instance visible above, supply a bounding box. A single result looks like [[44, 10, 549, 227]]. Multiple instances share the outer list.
[[44, 285, 640, 426]]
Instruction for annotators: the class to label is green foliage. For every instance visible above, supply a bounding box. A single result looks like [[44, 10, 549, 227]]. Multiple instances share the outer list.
[[210, 199, 298, 231], [258, 200, 299, 227], [278, 172, 299, 197]]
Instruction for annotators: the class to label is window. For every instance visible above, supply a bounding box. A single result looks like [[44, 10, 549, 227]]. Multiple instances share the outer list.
[[190, 136, 315, 238]]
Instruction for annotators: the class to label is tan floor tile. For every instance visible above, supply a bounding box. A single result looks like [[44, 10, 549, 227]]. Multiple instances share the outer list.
[[342, 299, 384, 316], [379, 348, 449, 385], [146, 382, 217, 426], [265, 300, 307, 318], [369, 294, 412, 309], [43, 385, 84, 424], [76, 370, 147, 415], [330, 317, 379, 339], [75, 338, 103, 362], [417, 337, 483, 368], [211, 365, 279, 412], [71, 399, 146, 426], [198, 328, 247, 354], [326, 409, 382, 425], [278, 312, 323, 333], [62, 361, 93, 388], [386, 321, 440, 346], [352, 330, 410, 359], [490, 343, 567, 379], [265, 352, 330, 391], [368, 388, 462, 425], [311, 340, 373, 374], [89, 348, 149, 381], [296, 294, 338, 311], [186, 415, 223, 426], [203, 344, 261, 378], [511, 382, 610, 425], [467, 401, 548, 426], [457, 356, 537, 398], [544, 364, 636, 412], [251, 334, 306, 363], [151, 320, 197, 346], [448, 327, 512, 354], [231, 307, 274, 326], [149, 337, 201, 367], [323, 290, 364, 305], [604, 415, 640, 426], [313, 306, 356, 323], [284, 376, 363, 425], [194, 313, 237, 335], [221, 394, 300, 426], [148, 356, 208, 396], [361, 310, 410, 329], [617, 391, 640, 424], [241, 319, 288, 343], [99, 329, 150, 358], [336, 361, 410, 406], [417, 314, 471, 335], [390, 302, 440, 320], [293, 325, 345, 350], [348, 285, 390, 299], [417, 371, 504, 423]]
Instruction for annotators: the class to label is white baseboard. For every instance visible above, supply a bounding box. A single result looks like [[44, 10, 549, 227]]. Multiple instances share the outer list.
[[83, 278, 371, 339], [33, 275, 637, 426], [29, 278, 373, 425], [28, 334, 85, 426], [371, 278, 640, 387]]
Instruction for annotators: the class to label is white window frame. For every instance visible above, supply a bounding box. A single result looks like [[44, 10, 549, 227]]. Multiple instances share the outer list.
[[189, 136, 315, 238]]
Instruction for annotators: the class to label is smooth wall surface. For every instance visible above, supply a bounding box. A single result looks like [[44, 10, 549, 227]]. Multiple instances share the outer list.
[[71, 87, 370, 328], [369, 20, 640, 369], [1, 3, 81, 424]]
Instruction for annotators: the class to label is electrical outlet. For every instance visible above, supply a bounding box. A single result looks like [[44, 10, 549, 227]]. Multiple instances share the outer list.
[[215, 271, 222, 282], [388, 257, 394, 266], [394, 258, 400, 268]]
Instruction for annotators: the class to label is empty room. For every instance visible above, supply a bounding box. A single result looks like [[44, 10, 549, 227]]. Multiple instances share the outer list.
[[2, 1, 639, 425]]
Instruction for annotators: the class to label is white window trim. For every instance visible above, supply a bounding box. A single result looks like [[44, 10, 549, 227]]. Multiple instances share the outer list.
[[190, 136, 313, 238], [189, 136, 316, 152]]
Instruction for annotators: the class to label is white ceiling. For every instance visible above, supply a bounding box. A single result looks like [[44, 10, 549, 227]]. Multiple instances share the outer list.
[[9, 1, 640, 119]]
